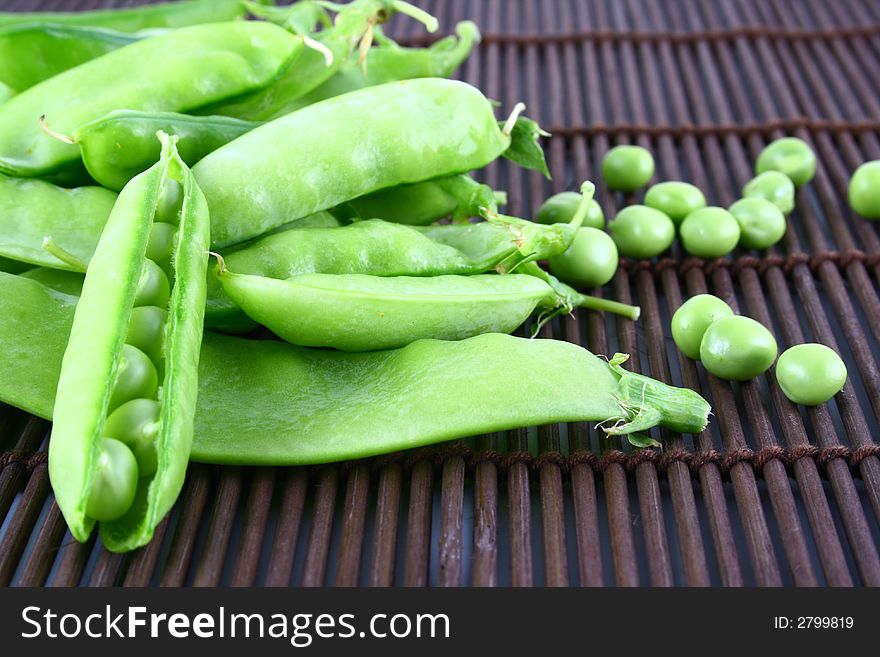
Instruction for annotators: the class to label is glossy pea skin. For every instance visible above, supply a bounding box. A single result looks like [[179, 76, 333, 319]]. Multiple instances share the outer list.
[[742, 171, 795, 215], [756, 137, 816, 187], [217, 271, 558, 352], [644, 181, 707, 224], [601, 145, 655, 192], [775, 343, 847, 406], [609, 205, 675, 258], [134, 259, 171, 308], [729, 197, 787, 250], [537, 192, 604, 229], [85, 438, 138, 522], [679, 207, 741, 258], [700, 315, 778, 381], [848, 161, 880, 219], [671, 294, 734, 360], [195, 79, 514, 248], [104, 398, 160, 476], [108, 344, 158, 412], [548, 227, 618, 288], [145, 222, 177, 274], [126, 306, 166, 366]]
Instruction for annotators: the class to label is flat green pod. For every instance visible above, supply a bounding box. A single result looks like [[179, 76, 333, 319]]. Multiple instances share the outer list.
[[0, 21, 301, 182], [0, 273, 710, 473], [0, 173, 116, 271]]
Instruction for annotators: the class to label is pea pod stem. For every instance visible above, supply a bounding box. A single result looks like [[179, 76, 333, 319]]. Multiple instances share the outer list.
[[502, 101, 526, 136], [389, 1, 440, 32], [41, 236, 88, 273]]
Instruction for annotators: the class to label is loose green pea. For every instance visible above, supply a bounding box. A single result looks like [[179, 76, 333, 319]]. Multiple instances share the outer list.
[[755, 137, 816, 187], [108, 344, 158, 412], [146, 222, 177, 273], [548, 227, 618, 288], [126, 306, 166, 366], [775, 343, 847, 406], [105, 398, 160, 477], [671, 294, 734, 360], [700, 315, 777, 381], [742, 171, 795, 215], [609, 205, 675, 258], [134, 259, 171, 308], [729, 197, 787, 250], [537, 192, 604, 229], [848, 161, 880, 219], [601, 145, 655, 192], [644, 181, 707, 224], [85, 438, 138, 522], [679, 207, 741, 258]]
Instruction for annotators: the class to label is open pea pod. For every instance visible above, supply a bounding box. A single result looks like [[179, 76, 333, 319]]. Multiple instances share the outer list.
[[49, 132, 209, 552]]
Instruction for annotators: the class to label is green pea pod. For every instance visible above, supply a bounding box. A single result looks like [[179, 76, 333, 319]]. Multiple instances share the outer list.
[[0, 255, 30, 274], [341, 174, 500, 225], [265, 20, 479, 117], [0, 79, 15, 103], [49, 132, 209, 552], [0, 21, 301, 182], [70, 110, 259, 192], [205, 184, 594, 324], [0, 0, 252, 31], [0, 23, 143, 91], [0, 173, 116, 271], [195, 78, 524, 247], [204, 0, 438, 122], [0, 273, 710, 471], [20, 267, 85, 297]]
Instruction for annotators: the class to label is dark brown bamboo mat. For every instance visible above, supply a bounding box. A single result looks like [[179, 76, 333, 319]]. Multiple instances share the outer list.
[[1, 0, 880, 587]]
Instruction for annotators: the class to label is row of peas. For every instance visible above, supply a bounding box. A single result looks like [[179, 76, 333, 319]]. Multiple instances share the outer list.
[[531, 136, 858, 407]]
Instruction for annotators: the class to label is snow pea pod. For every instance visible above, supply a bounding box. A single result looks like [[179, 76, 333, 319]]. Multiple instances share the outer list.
[[0, 274, 710, 470], [271, 20, 479, 116], [0, 23, 143, 91], [69, 110, 259, 192], [0, 173, 116, 271], [49, 132, 209, 552], [341, 174, 500, 225], [0, 0, 251, 31], [19, 267, 85, 297], [208, 0, 438, 122], [206, 182, 594, 324], [0, 21, 300, 182], [194, 78, 526, 247]]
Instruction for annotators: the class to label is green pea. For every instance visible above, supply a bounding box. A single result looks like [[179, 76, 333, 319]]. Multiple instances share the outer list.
[[700, 315, 777, 381], [145, 222, 177, 273], [537, 192, 604, 228], [155, 178, 182, 224], [848, 161, 880, 220], [729, 197, 786, 250], [671, 294, 734, 360], [742, 171, 795, 215], [548, 227, 618, 288], [134, 259, 171, 308], [104, 398, 160, 477], [775, 343, 847, 406], [679, 207, 741, 258], [644, 181, 706, 224], [755, 137, 816, 187], [85, 438, 138, 522], [601, 145, 655, 192], [109, 344, 158, 412], [608, 205, 675, 258], [126, 305, 166, 366]]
